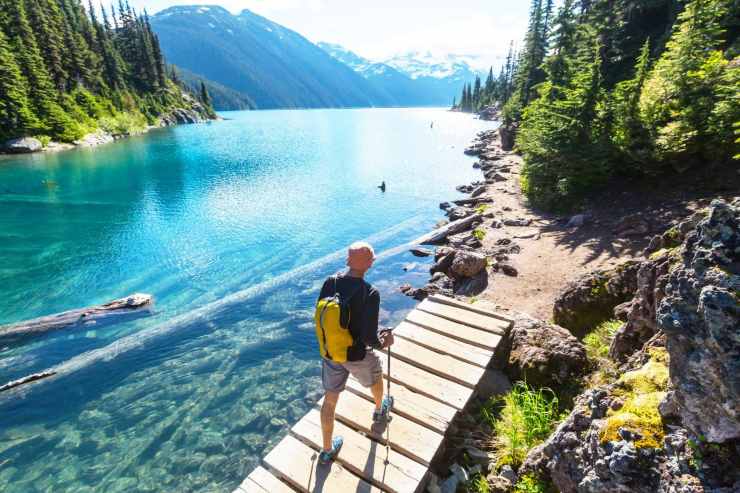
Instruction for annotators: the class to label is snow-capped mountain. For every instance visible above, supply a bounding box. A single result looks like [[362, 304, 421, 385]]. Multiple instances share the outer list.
[[318, 43, 483, 106], [383, 51, 484, 82]]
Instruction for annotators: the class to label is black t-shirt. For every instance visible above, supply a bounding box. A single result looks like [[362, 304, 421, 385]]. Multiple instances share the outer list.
[[318, 272, 381, 361]]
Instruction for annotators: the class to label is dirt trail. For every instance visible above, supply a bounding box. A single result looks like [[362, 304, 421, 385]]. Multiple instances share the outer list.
[[461, 133, 731, 321]]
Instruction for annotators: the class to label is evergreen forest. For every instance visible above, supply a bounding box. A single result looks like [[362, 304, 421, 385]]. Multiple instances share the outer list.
[[0, 0, 214, 144], [456, 0, 739, 208]]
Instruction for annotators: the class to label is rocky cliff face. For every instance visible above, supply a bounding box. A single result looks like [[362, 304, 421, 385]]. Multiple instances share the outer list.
[[521, 198, 740, 493]]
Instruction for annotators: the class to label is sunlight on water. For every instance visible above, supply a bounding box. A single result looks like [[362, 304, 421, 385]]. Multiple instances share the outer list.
[[0, 108, 495, 492]]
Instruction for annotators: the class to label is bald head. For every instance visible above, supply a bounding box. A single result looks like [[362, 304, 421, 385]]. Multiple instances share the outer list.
[[346, 241, 376, 275]]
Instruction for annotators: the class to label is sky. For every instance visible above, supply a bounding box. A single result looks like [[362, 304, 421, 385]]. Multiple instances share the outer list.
[[128, 1, 532, 70]]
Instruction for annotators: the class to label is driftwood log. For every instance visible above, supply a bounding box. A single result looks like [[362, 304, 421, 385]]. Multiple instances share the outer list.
[[416, 213, 482, 245], [0, 293, 153, 345], [0, 370, 56, 393], [452, 197, 493, 206]]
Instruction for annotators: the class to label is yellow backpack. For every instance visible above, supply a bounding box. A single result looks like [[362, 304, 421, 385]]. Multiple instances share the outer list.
[[315, 276, 365, 363]]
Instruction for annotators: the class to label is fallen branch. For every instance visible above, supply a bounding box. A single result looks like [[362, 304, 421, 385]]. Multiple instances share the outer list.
[[0, 293, 153, 344], [415, 213, 482, 245], [0, 370, 56, 393]]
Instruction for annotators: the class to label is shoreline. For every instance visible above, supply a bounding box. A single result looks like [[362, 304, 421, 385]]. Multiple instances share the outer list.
[[1, 108, 219, 158]]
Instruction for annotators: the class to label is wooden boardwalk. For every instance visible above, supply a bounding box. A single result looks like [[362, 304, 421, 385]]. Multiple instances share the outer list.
[[234, 295, 513, 493]]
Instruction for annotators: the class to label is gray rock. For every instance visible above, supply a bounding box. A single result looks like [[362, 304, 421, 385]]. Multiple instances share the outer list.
[[450, 250, 487, 278], [504, 316, 587, 389], [4, 137, 42, 153], [498, 124, 516, 151], [552, 260, 641, 339], [657, 199, 740, 443], [499, 465, 517, 484], [504, 217, 532, 227], [567, 214, 589, 228]]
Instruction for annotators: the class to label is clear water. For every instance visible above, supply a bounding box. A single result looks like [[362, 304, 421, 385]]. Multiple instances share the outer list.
[[0, 108, 492, 492]]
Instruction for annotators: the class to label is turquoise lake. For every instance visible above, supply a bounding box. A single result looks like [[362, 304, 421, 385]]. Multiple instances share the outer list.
[[0, 108, 492, 492]]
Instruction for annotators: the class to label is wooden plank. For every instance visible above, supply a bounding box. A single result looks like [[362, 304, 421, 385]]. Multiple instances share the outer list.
[[291, 409, 427, 493], [428, 294, 514, 324], [345, 376, 457, 434], [236, 466, 296, 493], [322, 390, 444, 466], [394, 321, 493, 368], [376, 351, 472, 410], [263, 435, 380, 493], [416, 299, 510, 334], [406, 310, 503, 350], [389, 336, 485, 389]]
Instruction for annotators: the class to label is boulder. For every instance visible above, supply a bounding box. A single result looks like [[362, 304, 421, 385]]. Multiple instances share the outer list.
[[613, 213, 651, 237], [447, 206, 473, 221], [552, 260, 641, 339], [454, 269, 488, 296], [4, 137, 42, 153], [657, 199, 740, 443], [503, 217, 532, 227], [521, 348, 740, 493], [504, 316, 587, 389], [498, 124, 516, 151], [450, 250, 487, 278]]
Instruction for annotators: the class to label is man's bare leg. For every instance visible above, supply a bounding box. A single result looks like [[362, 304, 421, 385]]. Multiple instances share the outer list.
[[321, 391, 340, 452], [370, 376, 384, 411]]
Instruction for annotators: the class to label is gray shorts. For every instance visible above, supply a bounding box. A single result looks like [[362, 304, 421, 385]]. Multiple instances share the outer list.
[[321, 350, 382, 393]]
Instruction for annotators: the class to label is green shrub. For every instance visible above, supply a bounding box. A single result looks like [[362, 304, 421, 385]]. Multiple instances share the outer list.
[[473, 228, 487, 241], [484, 382, 562, 469], [583, 319, 622, 360], [98, 111, 148, 136]]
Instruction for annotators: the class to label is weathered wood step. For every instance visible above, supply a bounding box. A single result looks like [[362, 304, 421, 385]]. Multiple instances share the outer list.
[[417, 298, 511, 334], [321, 389, 444, 465], [345, 376, 457, 434], [388, 336, 486, 388], [394, 320, 493, 368], [428, 294, 513, 324], [376, 351, 473, 410], [291, 409, 427, 493], [263, 434, 380, 493], [405, 309, 503, 351], [235, 466, 296, 493]]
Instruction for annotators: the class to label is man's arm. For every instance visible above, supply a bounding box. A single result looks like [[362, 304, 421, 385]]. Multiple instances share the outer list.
[[361, 289, 382, 348]]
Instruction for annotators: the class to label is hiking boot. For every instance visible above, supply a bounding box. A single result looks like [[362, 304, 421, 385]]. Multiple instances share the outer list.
[[318, 436, 343, 465], [372, 396, 394, 424]]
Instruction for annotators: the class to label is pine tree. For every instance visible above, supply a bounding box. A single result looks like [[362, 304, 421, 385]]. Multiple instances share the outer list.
[[199, 81, 211, 107], [473, 76, 482, 111], [25, 0, 68, 91], [0, 29, 39, 138]]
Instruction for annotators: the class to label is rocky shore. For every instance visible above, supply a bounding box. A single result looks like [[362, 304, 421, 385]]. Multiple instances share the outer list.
[[1, 95, 215, 156], [407, 127, 740, 492]]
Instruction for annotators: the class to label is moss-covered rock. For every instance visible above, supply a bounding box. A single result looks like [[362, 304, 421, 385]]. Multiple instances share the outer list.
[[552, 260, 641, 339]]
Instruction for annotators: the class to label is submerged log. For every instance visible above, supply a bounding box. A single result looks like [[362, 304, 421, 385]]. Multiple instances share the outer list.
[[0, 370, 56, 393], [452, 197, 493, 206], [415, 213, 482, 245], [0, 293, 153, 344]]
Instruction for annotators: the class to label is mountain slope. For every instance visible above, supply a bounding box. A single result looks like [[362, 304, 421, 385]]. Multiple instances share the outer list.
[[151, 6, 393, 109], [175, 66, 255, 111], [317, 42, 442, 106]]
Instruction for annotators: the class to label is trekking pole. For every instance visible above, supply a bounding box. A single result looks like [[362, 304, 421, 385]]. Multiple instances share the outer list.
[[384, 343, 392, 465]]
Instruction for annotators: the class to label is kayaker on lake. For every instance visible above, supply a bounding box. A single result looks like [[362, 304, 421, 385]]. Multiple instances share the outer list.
[[314, 241, 394, 464]]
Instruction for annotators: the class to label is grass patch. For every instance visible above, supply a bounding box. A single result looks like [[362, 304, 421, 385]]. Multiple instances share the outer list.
[[475, 204, 489, 214], [483, 382, 562, 469], [600, 348, 669, 449], [473, 228, 487, 241], [514, 474, 554, 493], [583, 319, 622, 360]]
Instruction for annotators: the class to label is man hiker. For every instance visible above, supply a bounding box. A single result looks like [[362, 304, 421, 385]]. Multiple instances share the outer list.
[[316, 241, 394, 464]]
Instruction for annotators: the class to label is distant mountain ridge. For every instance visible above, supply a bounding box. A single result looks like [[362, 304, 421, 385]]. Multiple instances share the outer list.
[[151, 6, 393, 109], [151, 5, 485, 110]]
